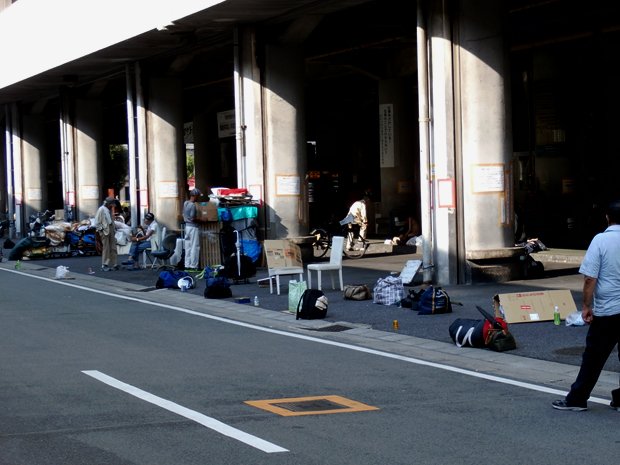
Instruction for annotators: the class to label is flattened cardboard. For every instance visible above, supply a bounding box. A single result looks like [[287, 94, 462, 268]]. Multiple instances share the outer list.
[[494, 289, 577, 323], [264, 240, 303, 269], [399, 260, 422, 285]]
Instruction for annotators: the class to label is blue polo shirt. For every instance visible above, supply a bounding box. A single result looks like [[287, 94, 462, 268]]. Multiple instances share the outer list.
[[579, 224, 620, 316]]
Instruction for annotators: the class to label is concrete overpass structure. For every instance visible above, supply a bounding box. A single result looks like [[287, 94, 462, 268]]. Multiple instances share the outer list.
[[1, 0, 619, 284]]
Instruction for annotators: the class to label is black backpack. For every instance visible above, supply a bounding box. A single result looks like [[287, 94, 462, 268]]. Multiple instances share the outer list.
[[296, 289, 328, 320], [204, 276, 232, 299]]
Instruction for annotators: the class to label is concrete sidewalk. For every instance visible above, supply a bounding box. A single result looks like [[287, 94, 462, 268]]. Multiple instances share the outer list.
[[2, 245, 618, 405]]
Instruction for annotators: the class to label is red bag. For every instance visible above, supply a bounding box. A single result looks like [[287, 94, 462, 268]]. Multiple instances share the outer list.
[[482, 316, 508, 342], [220, 188, 248, 196]]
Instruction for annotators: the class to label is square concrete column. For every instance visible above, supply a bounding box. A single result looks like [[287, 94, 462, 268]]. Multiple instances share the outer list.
[[146, 77, 185, 232]]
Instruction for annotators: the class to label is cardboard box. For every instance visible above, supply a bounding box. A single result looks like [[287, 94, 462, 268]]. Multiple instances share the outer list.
[[196, 202, 218, 222], [263, 240, 303, 269], [494, 290, 577, 323]]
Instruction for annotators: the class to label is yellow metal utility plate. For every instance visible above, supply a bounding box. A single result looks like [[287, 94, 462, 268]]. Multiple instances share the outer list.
[[245, 395, 379, 417]]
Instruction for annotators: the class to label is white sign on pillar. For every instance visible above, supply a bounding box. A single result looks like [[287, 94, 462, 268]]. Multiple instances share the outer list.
[[379, 103, 394, 168]]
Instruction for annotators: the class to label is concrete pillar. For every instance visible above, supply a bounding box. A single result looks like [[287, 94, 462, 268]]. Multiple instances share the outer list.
[[428, 2, 459, 285], [263, 44, 307, 238], [74, 99, 103, 219], [457, 0, 513, 270], [10, 103, 23, 236], [146, 77, 184, 231], [234, 27, 266, 228], [59, 93, 76, 222], [21, 114, 47, 220], [0, 112, 6, 217], [424, 0, 512, 284]]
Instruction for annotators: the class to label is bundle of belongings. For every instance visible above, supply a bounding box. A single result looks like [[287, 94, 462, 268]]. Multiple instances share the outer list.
[[201, 266, 232, 299], [449, 305, 516, 352], [8, 219, 98, 260], [296, 289, 328, 320], [399, 284, 452, 315]]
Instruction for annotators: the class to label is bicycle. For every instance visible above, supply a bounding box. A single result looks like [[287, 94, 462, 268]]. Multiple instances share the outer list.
[[310, 214, 368, 259]]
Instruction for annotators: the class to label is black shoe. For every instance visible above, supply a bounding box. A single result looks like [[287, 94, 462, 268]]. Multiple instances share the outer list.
[[121, 260, 135, 266], [610, 401, 619, 411], [127, 266, 141, 271], [552, 399, 587, 411], [101, 265, 112, 272], [112, 265, 120, 271]]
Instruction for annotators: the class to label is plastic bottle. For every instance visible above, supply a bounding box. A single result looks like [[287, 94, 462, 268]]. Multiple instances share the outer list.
[[15, 260, 21, 270], [254, 296, 260, 307], [554, 305, 561, 325], [392, 319, 399, 330]]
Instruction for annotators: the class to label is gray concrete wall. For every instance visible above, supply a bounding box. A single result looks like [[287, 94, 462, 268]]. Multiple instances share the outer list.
[[263, 44, 307, 238], [21, 114, 47, 220], [458, 0, 513, 251], [146, 77, 185, 232], [74, 99, 103, 219], [378, 78, 419, 234], [0, 116, 6, 217]]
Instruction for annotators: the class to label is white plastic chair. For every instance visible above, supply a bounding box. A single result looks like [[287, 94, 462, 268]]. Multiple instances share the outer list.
[[307, 235, 344, 291]]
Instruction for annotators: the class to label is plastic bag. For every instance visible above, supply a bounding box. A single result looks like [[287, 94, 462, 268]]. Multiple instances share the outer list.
[[565, 311, 585, 326], [288, 280, 307, 313], [55, 265, 69, 279]]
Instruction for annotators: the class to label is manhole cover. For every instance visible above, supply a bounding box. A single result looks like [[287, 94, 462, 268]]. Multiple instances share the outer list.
[[307, 324, 353, 332], [274, 399, 349, 412], [245, 395, 379, 417], [554, 346, 584, 356]]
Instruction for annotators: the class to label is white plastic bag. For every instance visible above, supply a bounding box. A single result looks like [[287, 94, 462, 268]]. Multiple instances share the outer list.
[[565, 311, 585, 326], [55, 265, 69, 279], [288, 280, 307, 313]]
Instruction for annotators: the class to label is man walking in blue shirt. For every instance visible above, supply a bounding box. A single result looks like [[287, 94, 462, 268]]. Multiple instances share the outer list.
[[552, 200, 620, 411]]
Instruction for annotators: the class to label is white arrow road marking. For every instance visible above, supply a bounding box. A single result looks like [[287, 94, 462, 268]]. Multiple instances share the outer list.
[[82, 370, 288, 453]]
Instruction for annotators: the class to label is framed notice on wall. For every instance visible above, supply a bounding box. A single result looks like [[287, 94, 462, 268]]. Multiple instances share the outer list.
[[159, 181, 179, 198], [276, 175, 300, 196], [379, 103, 394, 168], [81, 185, 99, 200], [437, 178, 455, 208], [471, 164, 505, 194]]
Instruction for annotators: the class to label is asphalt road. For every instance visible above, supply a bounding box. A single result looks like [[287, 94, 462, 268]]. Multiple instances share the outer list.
[[1, 266, 619, 464]]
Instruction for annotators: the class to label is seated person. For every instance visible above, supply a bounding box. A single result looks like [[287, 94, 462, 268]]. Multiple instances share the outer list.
[[121, 212, 158, 270], [397, 217, 421, 245]]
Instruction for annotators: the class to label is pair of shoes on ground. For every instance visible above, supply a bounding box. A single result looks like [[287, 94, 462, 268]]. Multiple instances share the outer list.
[[101, 264, 120, 272], [552, 399, 587, 411], [553, 399, 620, 411], [121, 259, 141, 271]]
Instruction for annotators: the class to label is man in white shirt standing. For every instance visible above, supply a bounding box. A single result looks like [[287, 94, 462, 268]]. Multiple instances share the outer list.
[[94, 197, 119, 271]]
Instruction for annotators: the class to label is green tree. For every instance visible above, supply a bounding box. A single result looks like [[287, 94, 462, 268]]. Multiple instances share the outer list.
[[104, 144, 129, 194]]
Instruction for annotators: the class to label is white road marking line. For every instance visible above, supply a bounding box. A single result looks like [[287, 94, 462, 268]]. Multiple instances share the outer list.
[[82, 370, 288, 453], [4, 268, 610, 405]]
